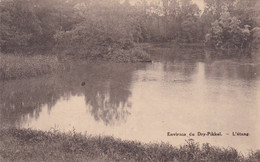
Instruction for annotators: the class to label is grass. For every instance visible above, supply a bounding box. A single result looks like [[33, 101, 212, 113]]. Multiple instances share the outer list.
[[0, 54, 60, 80], [0, 128, 259, 162]]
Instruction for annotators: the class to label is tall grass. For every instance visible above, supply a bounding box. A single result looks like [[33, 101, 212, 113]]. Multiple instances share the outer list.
[[0, 128, 259, 162], [0, 54, 60, 80]]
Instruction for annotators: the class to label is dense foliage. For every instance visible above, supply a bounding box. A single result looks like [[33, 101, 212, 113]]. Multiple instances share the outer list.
[[203, 0, 260, 55], [205, 12, 250, 52], [0, 0, 260, 57]]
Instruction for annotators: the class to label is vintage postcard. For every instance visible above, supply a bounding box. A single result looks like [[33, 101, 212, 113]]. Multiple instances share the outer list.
[[0, 0, 259, 161]]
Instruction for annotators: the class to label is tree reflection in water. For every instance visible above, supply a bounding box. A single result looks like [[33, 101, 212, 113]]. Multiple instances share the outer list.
[[0, 75, 63, 128], [0, 62, 139, 128], [2, 55, 259, 129], [83, 64, 134, 126]]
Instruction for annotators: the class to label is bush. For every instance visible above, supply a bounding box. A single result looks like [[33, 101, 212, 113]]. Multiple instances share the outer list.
[[205, 12, 251, 54], [251, 27, 260, 59], [251, 27, 260, 49]]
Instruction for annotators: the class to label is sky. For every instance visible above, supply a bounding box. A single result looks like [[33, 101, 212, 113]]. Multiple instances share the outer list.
[[192, 0, 205, 11]]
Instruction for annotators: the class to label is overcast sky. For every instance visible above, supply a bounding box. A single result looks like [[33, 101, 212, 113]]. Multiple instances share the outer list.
[[192, 0, 205, 10]]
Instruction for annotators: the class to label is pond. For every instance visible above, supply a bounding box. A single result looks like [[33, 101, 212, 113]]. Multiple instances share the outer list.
[[0, 47, 260, 154]]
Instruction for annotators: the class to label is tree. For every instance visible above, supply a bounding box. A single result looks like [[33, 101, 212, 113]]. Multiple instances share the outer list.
[[205, 11, 251, 53], [201, 0, 236, 37], [0, 0, 42, 53], [177, 0, 201, 42], [0, 0, 79, 54]]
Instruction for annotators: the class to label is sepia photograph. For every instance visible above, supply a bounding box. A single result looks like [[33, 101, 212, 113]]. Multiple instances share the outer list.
[[0, 0, 260, 161]]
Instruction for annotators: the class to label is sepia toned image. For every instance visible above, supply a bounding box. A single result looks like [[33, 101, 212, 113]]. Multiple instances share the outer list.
[[0, 0, 260, 161]]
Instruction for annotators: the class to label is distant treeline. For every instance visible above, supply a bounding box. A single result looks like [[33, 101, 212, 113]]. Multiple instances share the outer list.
[[0, 0, 260, 57]]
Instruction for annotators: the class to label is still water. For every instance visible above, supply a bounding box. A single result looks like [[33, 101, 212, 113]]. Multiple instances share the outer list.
[[1, 48, 260, 154]]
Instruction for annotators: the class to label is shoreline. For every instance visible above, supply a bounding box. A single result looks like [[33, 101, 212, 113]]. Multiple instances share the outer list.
[[1, 43, 258, 81], [0, 46, 151, 80], [0, 128, 259, 161]]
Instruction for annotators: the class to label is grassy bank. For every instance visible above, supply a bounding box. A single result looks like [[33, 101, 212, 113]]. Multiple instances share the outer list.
[[0, 54, 60, 80], [0, 128, 259, 162], [58, 46, 152, 63], [0, 46, 151, 80]]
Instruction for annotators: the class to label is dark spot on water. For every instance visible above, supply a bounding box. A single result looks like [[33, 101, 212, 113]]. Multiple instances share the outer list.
[[81, 82, 85, 86]]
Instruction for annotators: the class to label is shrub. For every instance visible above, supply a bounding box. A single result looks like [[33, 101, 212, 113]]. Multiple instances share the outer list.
[[205, 11, 251, 54], [251, 27, 260, 59]]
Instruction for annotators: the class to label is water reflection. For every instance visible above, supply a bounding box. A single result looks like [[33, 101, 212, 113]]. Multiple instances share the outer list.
[[0, 63, 142, 127], [204, 60, 260, 80], [0, 75, 63, 128], [83, 64, 134, 125], [0, 51, 260, 153]]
